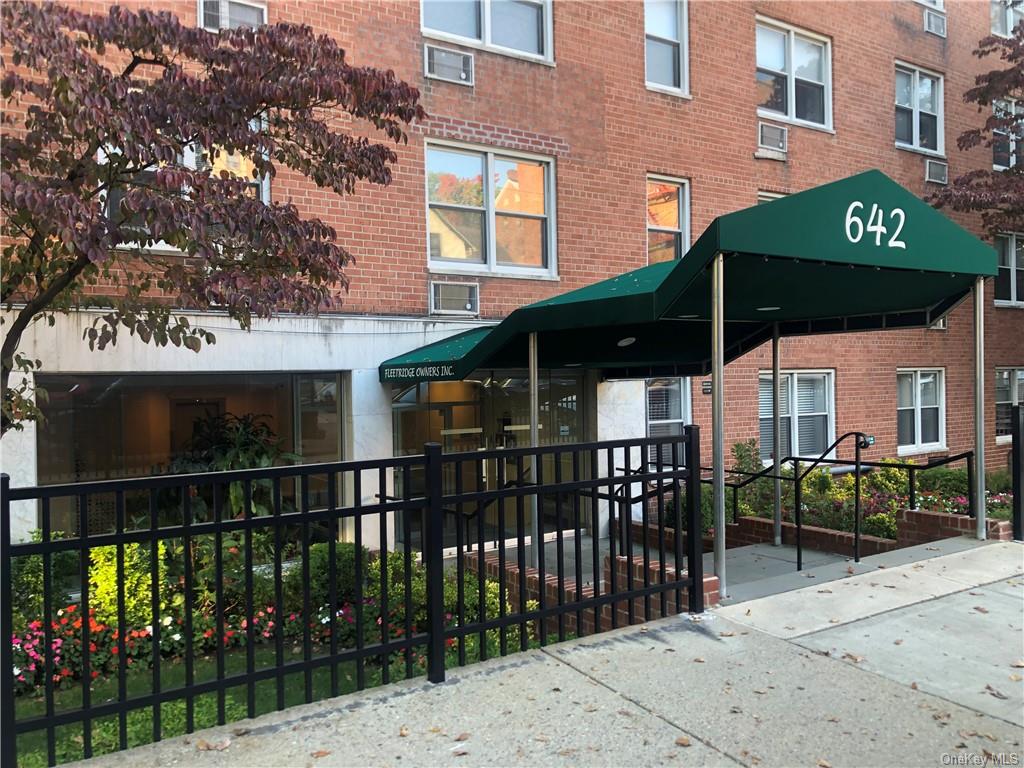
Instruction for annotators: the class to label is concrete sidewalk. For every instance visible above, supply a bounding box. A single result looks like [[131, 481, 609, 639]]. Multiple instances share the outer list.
[[71, 541, 1024, 768]]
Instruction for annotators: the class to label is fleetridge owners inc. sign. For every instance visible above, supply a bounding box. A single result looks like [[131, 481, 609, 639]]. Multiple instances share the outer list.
[[380, 363, 458, 382]]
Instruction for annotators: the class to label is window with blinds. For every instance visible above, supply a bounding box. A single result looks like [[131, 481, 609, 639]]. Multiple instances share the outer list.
[[758, 371, 833, 462], [646, 377, 690, 465]]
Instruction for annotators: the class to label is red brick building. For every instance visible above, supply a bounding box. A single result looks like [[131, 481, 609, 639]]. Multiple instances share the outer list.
[[5, 0, 1022, 544]]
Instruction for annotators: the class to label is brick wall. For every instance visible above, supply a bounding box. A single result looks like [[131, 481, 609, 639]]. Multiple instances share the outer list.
[[463, 549, 719, 637], [897, 508, 1014, 547], [8, 1, 1022, 464]]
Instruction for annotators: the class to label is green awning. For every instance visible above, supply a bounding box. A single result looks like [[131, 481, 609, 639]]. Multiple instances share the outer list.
[[380, 170, 997, 383]]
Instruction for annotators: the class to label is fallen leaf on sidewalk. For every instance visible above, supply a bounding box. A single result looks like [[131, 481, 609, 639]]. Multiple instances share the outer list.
[[745, 609, 751, 616], [310, 750, 331, 759], [829, 618, 840, 624], [399, 726, 410, 737], [729, 705, 743, 714], [719, 631, 735, 637], [1011, 661, 1024, 668], [817, 589, 832, 594], [911, 682, 919, 690], [1010, 674, 1022, 682], [818, 760, 832, 768], [846, 566, 855, 575], [693, 657, 705, 663], [231, 728, 250, 737], [984, 684, 1009, 700], [753, 689, 768, 695], [454, 733, 470, 742], [925, 547, 939, 551], [842, 652, 864, 663], [826, 716, 840, 723], [893, 639, 903, 645], [453, 749, 469, 757], [429, 726, 442, 734], [583, 704, 598, 712], [534, 735, 550, 743], [675, 736, 691, 747], [196, 738, 230, 752], [973, 606, 989, 614]]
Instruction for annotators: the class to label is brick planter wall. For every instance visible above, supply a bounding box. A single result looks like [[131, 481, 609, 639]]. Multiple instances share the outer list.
[[898, 508, 1014, 547], [463, 550, 718, 638]]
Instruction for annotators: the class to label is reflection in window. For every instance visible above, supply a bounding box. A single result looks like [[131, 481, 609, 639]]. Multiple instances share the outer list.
[[423, 0, 549, 58], [995, 233, 1024, 304], [646, 177, 688, 263], [756, 20, 830, 126], [426, 144, 553, 273], [895, 65, 943, 153], [645, 0, 688, 91]]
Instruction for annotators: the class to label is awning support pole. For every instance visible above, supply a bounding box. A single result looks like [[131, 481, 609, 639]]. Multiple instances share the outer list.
[[712, 252, 727, 597], [529, 331, 541, 568], [772, 323, 782, 547], [973, 278, 987, 539]]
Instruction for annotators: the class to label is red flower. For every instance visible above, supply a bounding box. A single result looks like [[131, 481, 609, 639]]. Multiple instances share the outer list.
[[89, 642, 97, 653], [111, 646, 119, 655], [60, 667, 70, 677], [91, 670, 99, 679]]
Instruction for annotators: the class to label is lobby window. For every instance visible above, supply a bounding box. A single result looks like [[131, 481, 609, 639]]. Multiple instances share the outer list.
[[645, 0, 689, 94], [426, 142, 555, 276], [758, 371, 834, 463], [421, 0, 552, 61], [755, 19, 831, 129], [996, 368, 1024, 440], [897, 369, 945, 454], [996, 233, 1024, 305], [991, 0, 1024, 36], [895, 64, 943, 154], [201, 0, 266, 30], [646, 176, 689, 263], [993, 99, 1022, 170], [646, 377, 690, 464]]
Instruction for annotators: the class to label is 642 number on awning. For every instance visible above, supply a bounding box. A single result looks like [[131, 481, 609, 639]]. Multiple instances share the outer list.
[[844, 202, 906, 250]]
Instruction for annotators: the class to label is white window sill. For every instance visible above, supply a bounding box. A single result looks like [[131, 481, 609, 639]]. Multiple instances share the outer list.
[[994, 300, 1024, 309], [754, 148, 787, 162], [421, 30, 554, 67], [996, 434, 1012, 445], [428, 265, 561, 282], [756, 110, 835, 135], [645, 84, 693, 100], [897, 443, 947, 457], [895, 143, 946, 159]]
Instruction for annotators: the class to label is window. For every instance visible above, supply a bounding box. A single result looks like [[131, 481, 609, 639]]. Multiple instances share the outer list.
[[993, 99, 1022, 170], [645, 0, 688, 94], [995, 233, 1024, 305], [646, 176, 689, 263], [646, 377, 690, 464], [991, 0, 1024, 36], [897, 369, 945, 453], [996, 368, 1024, 440], [755, 19, 831, 128], [758, 371, 834, 462], [757, 191, 786, 204], [895, 64, 944, 154], [426, 142, 555, 275], [200, 0, 265, 30], [421, 0, 552, 61]]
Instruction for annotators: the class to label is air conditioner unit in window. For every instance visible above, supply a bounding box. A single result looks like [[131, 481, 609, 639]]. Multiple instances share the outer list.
[[424, 44, 474, 87], [923, 9, 947, 38], [758, 122, 788, 153], [430, 281, 480, 316], [925, 158, 948, 185]]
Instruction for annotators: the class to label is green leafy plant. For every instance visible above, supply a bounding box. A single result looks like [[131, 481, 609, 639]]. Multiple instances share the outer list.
[[89, 542, 165, 626], [9, 531, 77, 631]]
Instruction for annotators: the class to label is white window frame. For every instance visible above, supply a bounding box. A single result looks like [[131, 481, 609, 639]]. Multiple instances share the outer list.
[[895, 62, 945, 157], [757, 190, 786, 204], [420, 0, 554, 65], [645, 376, 691, 464], [644, 0, 690, 97], [198, 0, 267, 31], [995, 367, 1024, 444], [757, 369, 836, 465], [991, 0, 1024, 37], [425, 138, 557, 279], [755, 16, 834, 132], [995, 232, 1024, 307], [645, 174, 690, 264], [896, 368, 946, 456], [993, 99, 1021, 171], [914, 0, 944, 8]]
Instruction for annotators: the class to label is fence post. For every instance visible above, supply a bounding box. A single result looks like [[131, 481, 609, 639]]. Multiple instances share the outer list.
[[1, 474, 15, 768], [423, 443, 446, 684], [854, 438, 862, 563], [793, 460, 802, 572], [967, 454, 977, 519], [1013, 405, 1022, 542], [684, 426, 703, 613], [908, 466, 917, 511]]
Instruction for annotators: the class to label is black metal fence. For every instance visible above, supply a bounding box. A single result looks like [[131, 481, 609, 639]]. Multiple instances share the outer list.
[[0, 429, 703, 767], [1013, 404, 1022, 542]]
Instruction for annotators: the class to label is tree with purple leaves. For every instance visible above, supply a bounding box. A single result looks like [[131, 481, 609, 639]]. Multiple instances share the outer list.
[[931, 17, 1023, 237], [0, 2, 425, 434]]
